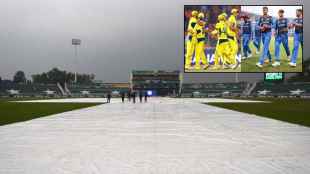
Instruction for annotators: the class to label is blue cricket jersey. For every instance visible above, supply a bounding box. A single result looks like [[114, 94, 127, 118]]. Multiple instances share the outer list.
[[258, 15, 272, 33], [242, 20, 252, 34], [294, 17, 303, 33], [275, 18, 288, 34]]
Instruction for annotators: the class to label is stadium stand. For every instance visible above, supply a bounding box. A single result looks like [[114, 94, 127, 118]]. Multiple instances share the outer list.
[[251, 82, 310, 96], [1, 66, 309, 98], [0, 82, 61, 97], [181, 82, 248, 97], [130, 70, 181, 96], [67, 83, 129, 97], [288, 59, 310, 82]]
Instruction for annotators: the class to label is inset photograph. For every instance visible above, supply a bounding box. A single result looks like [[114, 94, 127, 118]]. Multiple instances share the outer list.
[[240, 5, 303, 72], [184, 5, 303, 73], [184, 5, 241, 72]]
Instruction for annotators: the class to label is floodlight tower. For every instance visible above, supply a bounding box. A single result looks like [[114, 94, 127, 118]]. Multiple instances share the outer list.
[[72, 38, 81, 83], [235, 73, 239, 83]]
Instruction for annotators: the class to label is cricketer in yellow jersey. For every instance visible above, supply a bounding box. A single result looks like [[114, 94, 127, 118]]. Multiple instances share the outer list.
[[212, 16, 223, 69], [193, 13, 208, 70], [227, 9, 239, 66], [185, 11, 198, 70], [212, 14, 231, 69]]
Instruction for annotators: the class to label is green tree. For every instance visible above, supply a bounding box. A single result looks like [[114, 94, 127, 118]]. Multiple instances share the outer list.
[[31, 67, 95, 85], [13, 71, 26, 84]]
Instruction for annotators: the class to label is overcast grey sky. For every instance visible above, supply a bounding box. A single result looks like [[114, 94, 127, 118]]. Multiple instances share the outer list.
[[0, 0, 307, 83]]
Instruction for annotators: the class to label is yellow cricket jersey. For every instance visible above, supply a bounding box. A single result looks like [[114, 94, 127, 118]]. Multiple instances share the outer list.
[[187, 17, 197, 36], [215, 21, 228, 40], [194, 20, 206, 40], [227, 15, 237, 37]]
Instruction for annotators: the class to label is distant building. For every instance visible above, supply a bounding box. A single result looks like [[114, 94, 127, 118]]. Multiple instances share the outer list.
[[130, 70, 182, 96]]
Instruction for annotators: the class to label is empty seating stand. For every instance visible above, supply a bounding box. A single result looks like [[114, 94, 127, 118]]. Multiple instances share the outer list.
[[181, 82, 247, 97]]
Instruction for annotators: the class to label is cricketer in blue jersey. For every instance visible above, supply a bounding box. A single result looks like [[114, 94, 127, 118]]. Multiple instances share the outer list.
[[289, 8, 303, 67], [241, 15, 252, 59], [253, 18, 262, 54], [272, 9, 290, 67], [256, 6, 273, 68]]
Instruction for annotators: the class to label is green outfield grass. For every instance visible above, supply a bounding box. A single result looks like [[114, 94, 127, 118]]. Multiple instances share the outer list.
[[0, 98, 102, 126], [241, 36, 302, 72], [207, 98, 310, 127]]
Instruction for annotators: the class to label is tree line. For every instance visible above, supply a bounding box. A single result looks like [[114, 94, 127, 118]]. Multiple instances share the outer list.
[[0, 68, 95, 85]]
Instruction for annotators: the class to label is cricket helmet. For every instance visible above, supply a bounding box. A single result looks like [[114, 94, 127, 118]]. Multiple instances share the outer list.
[[192, 10, 198, 17], [218, 14, 225, 21], [231, 8, 239, 14], [198, 12, 205, 19]]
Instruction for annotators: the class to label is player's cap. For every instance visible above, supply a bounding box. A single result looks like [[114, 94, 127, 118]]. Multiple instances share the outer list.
[[231, 9, 239, 14], [263, 6, 268, 10], [192, 10, 198, 17], [278, 9, 284, 13], [198, 12, 205, 19], [218, 14, 225, 21], [217, 14, 222, 20]]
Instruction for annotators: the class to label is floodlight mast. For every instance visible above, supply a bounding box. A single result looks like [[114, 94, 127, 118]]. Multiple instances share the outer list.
[[72, 39, 81, 83], [235, 73, 239, 83]]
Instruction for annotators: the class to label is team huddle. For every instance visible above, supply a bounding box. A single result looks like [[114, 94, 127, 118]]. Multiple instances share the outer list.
[[184, 6, 303, 71], [185, 9, 240, 71]]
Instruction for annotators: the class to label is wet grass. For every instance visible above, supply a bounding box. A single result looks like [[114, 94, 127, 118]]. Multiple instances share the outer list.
[[0, 98, 102, 126], [207, 98, 310, 127]]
